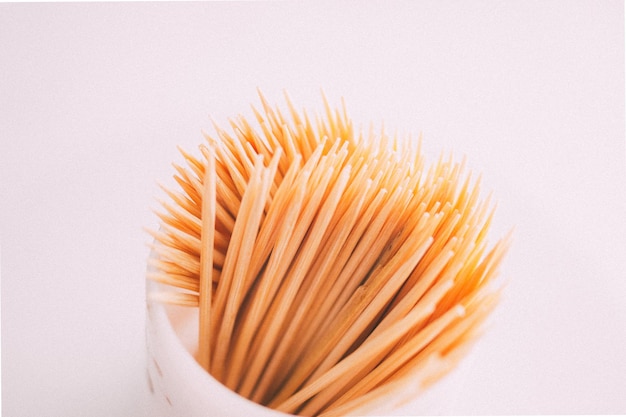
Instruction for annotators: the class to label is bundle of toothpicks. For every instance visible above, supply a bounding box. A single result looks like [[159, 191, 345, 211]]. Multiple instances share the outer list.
[[147, 91, 511, 417]]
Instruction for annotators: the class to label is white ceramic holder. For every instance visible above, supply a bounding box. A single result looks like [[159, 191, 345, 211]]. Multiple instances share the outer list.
[[145, 263, 468, 417]]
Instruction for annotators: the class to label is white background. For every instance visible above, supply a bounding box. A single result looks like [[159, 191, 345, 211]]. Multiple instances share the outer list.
[[1, 1, 625, 416]]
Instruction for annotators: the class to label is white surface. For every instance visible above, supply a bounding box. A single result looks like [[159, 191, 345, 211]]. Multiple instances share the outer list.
[[1, 1, 625, 416]]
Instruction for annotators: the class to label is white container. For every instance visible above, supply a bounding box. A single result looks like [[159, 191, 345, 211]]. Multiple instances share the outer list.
[[144, 265, 467, 417]]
